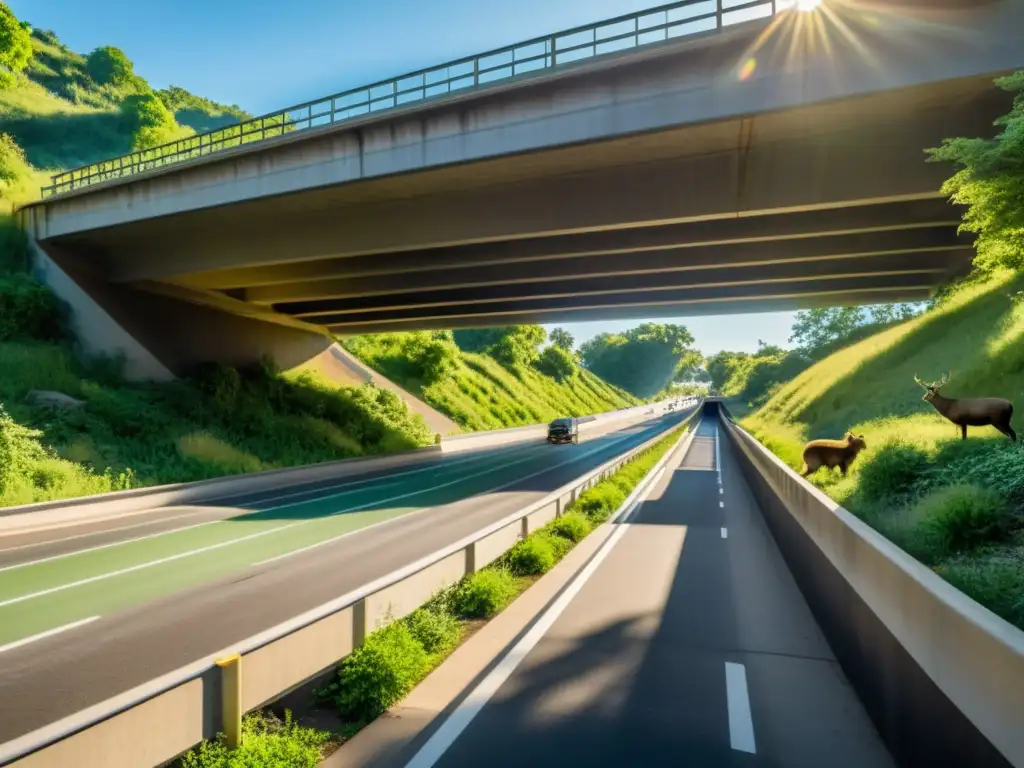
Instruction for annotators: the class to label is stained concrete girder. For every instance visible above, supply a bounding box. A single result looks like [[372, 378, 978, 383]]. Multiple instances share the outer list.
[[319, 272, 940, 328], [282, 249, 968, 318], [168, 198, 964, 292], [327, 287, 938, 336], [252, 226, 968, 305], [62, 108, 989, 286]]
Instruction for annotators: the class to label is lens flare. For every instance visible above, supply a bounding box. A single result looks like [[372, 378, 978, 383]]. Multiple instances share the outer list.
[[738, 58, 758, 81], [796, 0, 822, 11]]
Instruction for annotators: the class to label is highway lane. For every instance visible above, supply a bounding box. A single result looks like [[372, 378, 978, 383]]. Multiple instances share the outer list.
[[0, 410, 672, 646], [409, 416, 894, 768], [0, 408, 689, 747], [0, 409, 659, 564]]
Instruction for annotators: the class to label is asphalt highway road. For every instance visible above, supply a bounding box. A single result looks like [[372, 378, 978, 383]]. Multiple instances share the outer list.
[[409, 416, 895, 768], [0, 408, 688, 747]]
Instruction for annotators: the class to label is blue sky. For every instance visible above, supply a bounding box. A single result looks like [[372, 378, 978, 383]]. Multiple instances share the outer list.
[[14, 0, 797, 354]]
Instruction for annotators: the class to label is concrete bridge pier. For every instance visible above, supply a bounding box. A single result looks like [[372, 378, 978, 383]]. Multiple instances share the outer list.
[[19, 207, 335, 382]]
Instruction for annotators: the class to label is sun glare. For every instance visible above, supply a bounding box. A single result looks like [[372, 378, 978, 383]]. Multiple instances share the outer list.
[[796, 0, 823, 10]]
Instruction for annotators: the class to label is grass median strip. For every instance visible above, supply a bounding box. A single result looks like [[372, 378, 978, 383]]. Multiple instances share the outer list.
[[174, 422, 688, 767]]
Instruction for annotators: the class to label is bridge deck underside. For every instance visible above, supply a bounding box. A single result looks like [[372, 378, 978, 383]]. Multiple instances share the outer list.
[[44, 74, 1002, 334]]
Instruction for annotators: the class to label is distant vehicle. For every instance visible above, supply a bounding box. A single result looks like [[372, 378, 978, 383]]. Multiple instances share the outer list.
[[547, 417, 579, 444]]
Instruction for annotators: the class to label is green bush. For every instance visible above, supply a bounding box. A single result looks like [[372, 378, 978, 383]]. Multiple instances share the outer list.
[[547, 512, 591, 543], [856, 439, 930, 504], [85, 45, 134, 86], [538, 529, 573, 559], [535, 345, 576, 382], [0, 4, 33, 82], [575, 484, 627, 523], [405, 606, 460, 656], [333, 621, 429, 721], [180, 711, 329, 768], [452, 569, 518, 618], [915, 484, 1010, 557], [0, 276, 64, 342], [938, 555, 1024, 629], [506, 535, 557, 576]]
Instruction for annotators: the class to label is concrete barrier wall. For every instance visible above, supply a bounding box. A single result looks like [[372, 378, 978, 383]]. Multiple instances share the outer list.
[[3, 410, 697, 768], [712, 403, 1024, 768]]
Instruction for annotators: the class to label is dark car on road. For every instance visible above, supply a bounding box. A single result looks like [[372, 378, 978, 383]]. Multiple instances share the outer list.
[[547, 417, 579, 444]]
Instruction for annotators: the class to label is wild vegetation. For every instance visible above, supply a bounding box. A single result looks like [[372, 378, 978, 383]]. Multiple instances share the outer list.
[[577, 322, 703, 398], [705, 303, 924, 408], [342, 328, 639, 431]]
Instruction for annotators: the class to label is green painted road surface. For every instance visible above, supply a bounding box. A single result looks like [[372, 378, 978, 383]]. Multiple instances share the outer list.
[[0, 425, 652, 647]]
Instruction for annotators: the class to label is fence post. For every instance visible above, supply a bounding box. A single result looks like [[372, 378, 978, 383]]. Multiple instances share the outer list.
[[216, 654, 243, 749]]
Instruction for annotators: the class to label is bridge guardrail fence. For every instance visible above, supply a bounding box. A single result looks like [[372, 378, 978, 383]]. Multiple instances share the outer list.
[[713, 402, 1024, 768], [0, 407, 699, 768], [41, 0, 782, 198]]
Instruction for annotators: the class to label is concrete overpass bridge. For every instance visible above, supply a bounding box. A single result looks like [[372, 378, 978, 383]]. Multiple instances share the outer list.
[[18, 0, 1024, 380]]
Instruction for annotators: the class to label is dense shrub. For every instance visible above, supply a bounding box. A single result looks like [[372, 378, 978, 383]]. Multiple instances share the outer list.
[[575, 484, 627, 523], [180, 711, 329, 768], [855, 439, 930, 504], [0, 275, 64, 341], [938, 556, 1024, 629], [405, 606, 460, 656], [452, 569, 518, 618], [85, 45, 134, 86], [546, 511, 591, 543], [121, 92, 182, 150], [506, 535, 557, 576], [915, 484, 1010, 557], [0, 4, 33, 86], [536, 345, 576, 382], [333, 621, 429, 721]]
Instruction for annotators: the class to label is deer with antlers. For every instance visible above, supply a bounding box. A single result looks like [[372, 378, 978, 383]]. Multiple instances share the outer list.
[[914, 372, 1016, 442]]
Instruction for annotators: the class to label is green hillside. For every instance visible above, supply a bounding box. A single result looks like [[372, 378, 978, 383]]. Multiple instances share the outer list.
[[743, 270, 1024, 629], [0, 21, 249, 203], [343, 332, 639, 431]]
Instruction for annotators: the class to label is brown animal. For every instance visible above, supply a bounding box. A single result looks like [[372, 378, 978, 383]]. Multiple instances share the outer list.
[[914, 372, 1016, 442], [800, 432, 867, 477]]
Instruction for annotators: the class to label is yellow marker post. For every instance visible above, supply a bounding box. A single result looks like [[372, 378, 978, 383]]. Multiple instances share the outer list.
[[216, 653, 243, 749]]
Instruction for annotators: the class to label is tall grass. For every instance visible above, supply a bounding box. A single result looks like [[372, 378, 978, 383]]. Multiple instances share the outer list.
[[743, 271, 1024, 629], [343, 334, 637, 430], [0, 342, 433, 507]]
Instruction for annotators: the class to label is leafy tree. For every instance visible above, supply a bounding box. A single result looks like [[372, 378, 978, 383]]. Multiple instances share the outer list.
[[579, 323, 696, 398], [0, 131, 26, 184], [0, 3, 33, 88], [867, 303, 921, 325], [788, 307, 866, 352], [536, 345, 576, 381], [549, 328, 574, 352], [121, 93, 181, 150], [86, 46, 135, 87], [453, 326, 547, 369], [927, 71, 1024, 272], [489, 325, 547, 369]]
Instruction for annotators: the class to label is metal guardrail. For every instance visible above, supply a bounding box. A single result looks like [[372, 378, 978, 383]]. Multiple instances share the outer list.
[[40, 0, 780, 198], [0, 406, 699, 767]]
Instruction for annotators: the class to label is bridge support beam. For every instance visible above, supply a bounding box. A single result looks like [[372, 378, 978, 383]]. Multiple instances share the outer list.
[[19, 208, 335, 381]]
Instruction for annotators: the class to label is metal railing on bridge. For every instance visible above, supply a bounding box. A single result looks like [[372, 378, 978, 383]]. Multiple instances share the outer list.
[[41, 0, 783, 199]]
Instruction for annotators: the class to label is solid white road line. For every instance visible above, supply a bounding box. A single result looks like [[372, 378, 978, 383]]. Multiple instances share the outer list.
[[0, 616, 100, 655], [725, 662, 757, 754], [402, 465, 672, 768], [721, 527, 728, 539]]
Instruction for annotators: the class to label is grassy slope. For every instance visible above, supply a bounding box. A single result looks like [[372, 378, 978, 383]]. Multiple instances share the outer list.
[[743, 271, 1024, 628], [344, 338, 638, 431], [0, 342, 434, 508]]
